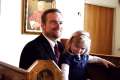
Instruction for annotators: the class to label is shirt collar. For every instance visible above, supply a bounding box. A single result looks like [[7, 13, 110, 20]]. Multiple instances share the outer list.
[[42, 33, 57, 48]]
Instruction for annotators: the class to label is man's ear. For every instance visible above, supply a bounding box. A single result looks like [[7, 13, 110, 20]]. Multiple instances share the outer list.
[[41, 23, 45, 30]]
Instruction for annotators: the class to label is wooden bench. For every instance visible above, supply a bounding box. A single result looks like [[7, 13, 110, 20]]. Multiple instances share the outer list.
[[87, 53, 120, 80]]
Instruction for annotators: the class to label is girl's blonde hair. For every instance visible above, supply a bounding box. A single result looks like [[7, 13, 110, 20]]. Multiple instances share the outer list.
[[65, 31, 91, 54]]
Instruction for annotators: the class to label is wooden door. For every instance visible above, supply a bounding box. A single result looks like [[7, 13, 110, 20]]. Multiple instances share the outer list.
[[84, 4, 114, 55]]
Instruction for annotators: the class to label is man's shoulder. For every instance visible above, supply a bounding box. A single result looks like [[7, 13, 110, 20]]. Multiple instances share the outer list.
[[23, 35, 43, 48], [29, 34, 47, 44]]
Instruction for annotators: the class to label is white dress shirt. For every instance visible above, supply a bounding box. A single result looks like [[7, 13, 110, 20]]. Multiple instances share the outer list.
[[42, 33, 57, 54]]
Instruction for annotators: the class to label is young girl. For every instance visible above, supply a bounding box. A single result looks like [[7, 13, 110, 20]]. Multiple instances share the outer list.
[[59, 31, 115, 80]]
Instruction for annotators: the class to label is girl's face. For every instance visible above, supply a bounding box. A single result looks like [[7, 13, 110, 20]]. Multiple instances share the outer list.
[[70, 39, 86, 55]]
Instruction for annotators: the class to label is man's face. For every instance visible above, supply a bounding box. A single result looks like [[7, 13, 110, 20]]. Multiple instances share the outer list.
[[42, 12, 63, 40]]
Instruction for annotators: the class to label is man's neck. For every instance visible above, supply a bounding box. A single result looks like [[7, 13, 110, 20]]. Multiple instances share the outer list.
[[42, 33, 57, 42]]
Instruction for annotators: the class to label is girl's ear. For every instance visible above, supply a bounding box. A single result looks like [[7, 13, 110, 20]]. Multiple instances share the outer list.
[[65, 39, 72, 52]]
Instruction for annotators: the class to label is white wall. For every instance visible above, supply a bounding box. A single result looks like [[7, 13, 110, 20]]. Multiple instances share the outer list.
[[0, 0, 1, 15], [113, 3, 120, 56], [0, 0, 85, 67], [56, 0, 85, 38], [0, 0, 38, 67], [0, 0, 120, 67], [85, 0, 118, 8]]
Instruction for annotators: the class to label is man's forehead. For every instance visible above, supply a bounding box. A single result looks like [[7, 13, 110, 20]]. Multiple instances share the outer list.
[[46, 12, 63, 19]]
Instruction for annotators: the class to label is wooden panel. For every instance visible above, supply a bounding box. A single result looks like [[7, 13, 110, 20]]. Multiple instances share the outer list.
[[27, 60, 63, 80], [0, 61, 27, 80], [84, 4, 114, 55], [0, 60, 63, 80]]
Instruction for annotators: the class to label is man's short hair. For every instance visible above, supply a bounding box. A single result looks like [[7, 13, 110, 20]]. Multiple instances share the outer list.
[[41, 8, 61, 24]]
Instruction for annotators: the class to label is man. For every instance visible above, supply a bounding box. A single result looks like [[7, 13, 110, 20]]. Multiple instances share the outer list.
[[19, 9, 64, 69]]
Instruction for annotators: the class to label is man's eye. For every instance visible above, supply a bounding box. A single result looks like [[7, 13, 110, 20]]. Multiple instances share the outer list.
[[50, 20, 63, 24], [59, 21, 63, 24], [81, 48, 85, 50]]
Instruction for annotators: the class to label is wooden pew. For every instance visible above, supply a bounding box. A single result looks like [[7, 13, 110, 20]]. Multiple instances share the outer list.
[[87, 53, 120, 80], [0, 61, 27, 80], [90, 53, 120, 67], [0, 60, 63, 80]]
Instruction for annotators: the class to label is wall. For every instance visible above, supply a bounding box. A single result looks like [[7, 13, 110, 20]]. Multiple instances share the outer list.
[[85, 0, 117, 8], [0, 0, 1, 15], [0, 0, 85, 67], [0, 0, 38, 67], [56, 0, 85, 38], [113, 3, 120, 56], [0, 0, 120, 67], [85, 0, 120, 56]]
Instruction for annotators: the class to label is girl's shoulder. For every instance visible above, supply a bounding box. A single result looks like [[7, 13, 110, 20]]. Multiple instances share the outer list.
[[61, 51, 74, 61], [59, 51, 73, 65]]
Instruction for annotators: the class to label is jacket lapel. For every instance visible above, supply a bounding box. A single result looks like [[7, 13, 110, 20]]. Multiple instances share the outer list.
[[38, 34, 56, 60]]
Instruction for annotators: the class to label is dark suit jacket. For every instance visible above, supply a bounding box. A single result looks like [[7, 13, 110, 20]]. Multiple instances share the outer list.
[[19, 33, 64, 69]]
